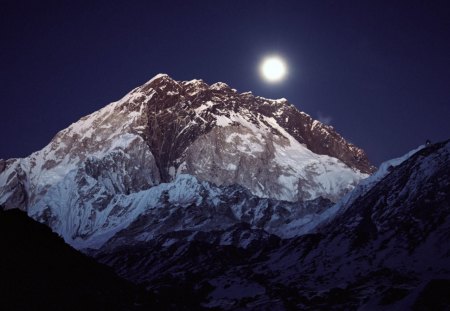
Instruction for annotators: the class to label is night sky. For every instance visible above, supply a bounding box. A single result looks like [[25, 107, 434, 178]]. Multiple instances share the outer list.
[[1, 1, 449, 166]]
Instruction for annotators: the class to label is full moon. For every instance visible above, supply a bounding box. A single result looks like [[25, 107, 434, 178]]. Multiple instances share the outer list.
[[260, 56, 287, 83]]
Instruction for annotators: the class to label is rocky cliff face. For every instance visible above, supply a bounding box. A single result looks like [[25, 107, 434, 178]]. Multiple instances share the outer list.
[[0, 73, 372, 249], [141, 75, 374, 180]]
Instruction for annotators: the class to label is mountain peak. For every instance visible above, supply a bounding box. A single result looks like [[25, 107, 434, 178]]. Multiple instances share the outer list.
[[146, 73, 172, 83], [0, 75, 375, 248], [0, 74, 375, 205], [210, 81, 232, 91]]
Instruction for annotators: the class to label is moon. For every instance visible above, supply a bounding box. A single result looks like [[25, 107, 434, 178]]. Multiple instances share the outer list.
[[260, 56, 287, 83]]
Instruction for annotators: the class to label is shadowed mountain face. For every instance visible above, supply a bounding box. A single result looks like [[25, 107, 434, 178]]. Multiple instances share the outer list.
[[137, 75, 375, 180], [95, 141, 450, 310], [0, 209, 155, 311]]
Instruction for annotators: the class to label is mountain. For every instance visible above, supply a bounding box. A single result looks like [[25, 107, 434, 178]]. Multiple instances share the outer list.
[[95, 140, 450, 310], [0, 74, 372, 249], [1, 73, 448, 310]]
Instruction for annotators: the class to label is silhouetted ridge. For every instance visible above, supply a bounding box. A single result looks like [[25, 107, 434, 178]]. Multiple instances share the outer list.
[[0, 208, 152, 311]]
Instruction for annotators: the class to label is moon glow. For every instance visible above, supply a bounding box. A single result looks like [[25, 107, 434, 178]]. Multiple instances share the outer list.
[[260, 56, 287, 83]]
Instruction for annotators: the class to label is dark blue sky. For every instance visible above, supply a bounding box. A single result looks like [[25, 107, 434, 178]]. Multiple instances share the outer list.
[[1, 0, 449, 165]]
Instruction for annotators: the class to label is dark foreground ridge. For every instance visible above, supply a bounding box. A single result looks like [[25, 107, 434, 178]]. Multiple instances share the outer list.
[[0, 209, 155, 311]]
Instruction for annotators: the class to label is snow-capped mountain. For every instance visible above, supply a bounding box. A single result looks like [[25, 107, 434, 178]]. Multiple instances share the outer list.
[[96, 140, 450, 310], [1, 73, 448, 310], [0, 73, 372, 249]]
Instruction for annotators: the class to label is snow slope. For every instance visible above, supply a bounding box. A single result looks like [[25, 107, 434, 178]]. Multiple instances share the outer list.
[[274, 144, 427, 235]]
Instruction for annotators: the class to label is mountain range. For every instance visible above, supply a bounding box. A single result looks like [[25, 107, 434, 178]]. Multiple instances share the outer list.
[[0, 74, 448, 310]]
